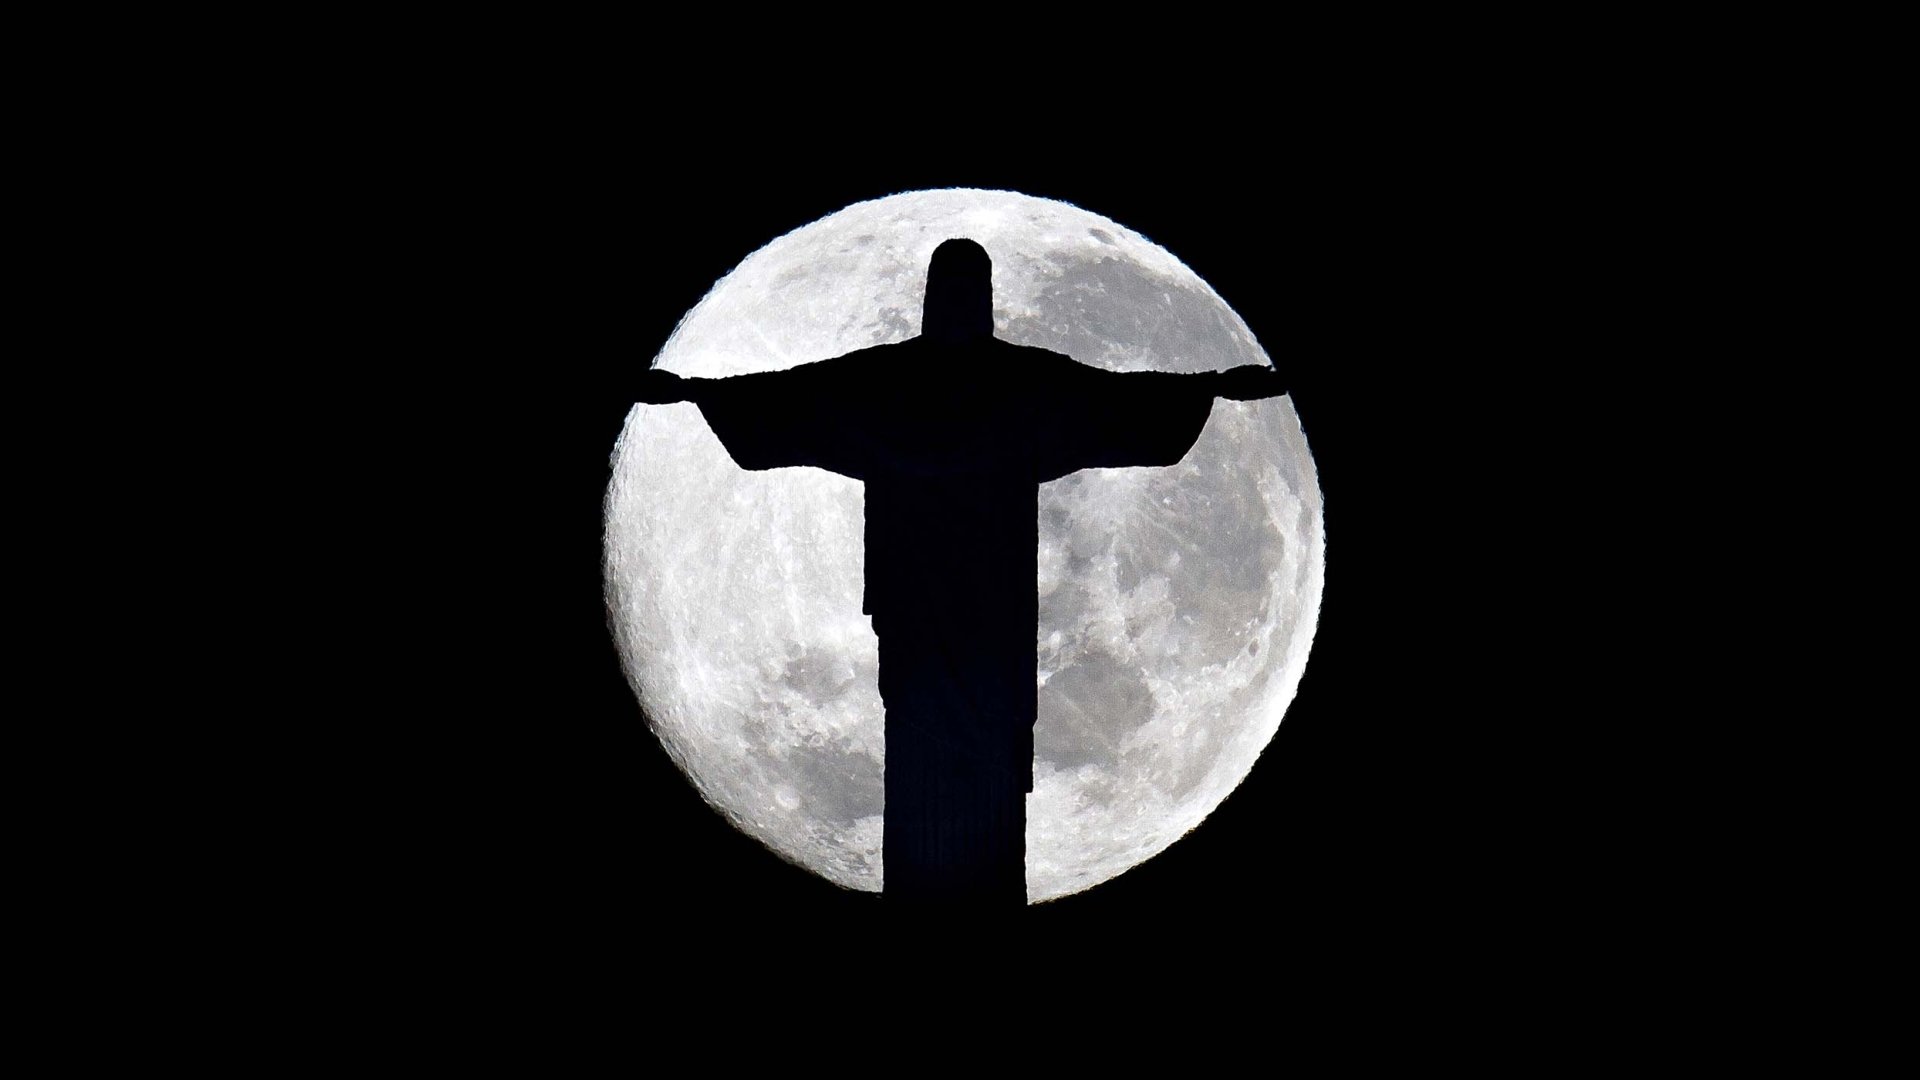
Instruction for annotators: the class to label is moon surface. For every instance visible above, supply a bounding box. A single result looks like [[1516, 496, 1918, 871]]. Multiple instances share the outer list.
[[605, 189, 1323, 902]]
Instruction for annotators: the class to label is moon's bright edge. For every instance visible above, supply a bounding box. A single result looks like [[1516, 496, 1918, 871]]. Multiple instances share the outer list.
[[605, 189, 1324, 902]]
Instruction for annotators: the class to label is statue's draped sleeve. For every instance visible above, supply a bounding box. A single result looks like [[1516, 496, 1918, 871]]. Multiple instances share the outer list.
[[1030, 362, 1221, 483], [684, 356, 876, 482]]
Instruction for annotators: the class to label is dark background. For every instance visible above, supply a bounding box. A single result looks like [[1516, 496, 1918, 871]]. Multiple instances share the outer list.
[[131, 32, 1798, 1022], [97, 38, 1758, 1019], [362, 132, 1601, 966]]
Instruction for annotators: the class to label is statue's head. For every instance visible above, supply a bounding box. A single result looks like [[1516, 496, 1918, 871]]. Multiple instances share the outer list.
[[921, 238, 994, 345]]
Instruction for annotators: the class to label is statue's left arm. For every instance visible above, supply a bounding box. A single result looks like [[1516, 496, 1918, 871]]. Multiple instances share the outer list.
[[1036, 361, 1287, 479], [1208, 363, 1289, 402]]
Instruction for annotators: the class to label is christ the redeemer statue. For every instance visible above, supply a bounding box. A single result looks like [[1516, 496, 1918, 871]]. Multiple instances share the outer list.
[[636, 239, 1287, 906]]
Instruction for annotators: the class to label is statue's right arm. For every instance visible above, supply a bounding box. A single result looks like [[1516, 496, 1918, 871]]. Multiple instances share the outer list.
[[636, 367, 795, 408], [636, 368, 696, 405], [631, 363, 868, 480]]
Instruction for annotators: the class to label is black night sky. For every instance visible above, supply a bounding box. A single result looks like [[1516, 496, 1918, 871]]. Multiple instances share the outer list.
[[364, 125, 1603, 970]]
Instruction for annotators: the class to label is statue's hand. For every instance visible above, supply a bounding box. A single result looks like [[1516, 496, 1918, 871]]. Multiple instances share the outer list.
[[636, 369, 688, 405], [1216, 364, 1286, 402]]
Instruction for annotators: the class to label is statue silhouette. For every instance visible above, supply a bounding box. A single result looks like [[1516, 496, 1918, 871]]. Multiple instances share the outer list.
[[636, 239, 1288, 906]]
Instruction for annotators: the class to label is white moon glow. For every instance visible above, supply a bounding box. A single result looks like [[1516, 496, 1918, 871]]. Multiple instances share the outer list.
[[605, 189, 1323, 902]]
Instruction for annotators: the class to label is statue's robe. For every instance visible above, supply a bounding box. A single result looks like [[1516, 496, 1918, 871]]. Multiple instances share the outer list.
[[691, 338, 1216, 904]]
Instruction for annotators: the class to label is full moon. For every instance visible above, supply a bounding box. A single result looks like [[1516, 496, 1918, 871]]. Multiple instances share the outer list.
[[605, 189, 1323, 902]]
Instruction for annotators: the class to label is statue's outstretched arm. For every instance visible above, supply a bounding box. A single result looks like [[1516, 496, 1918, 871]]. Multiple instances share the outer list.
[[1209, 363, 1288, 402], [636, 368, 694, 405], [633, 363, 871, 481], [634, 365, 825, 407]]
